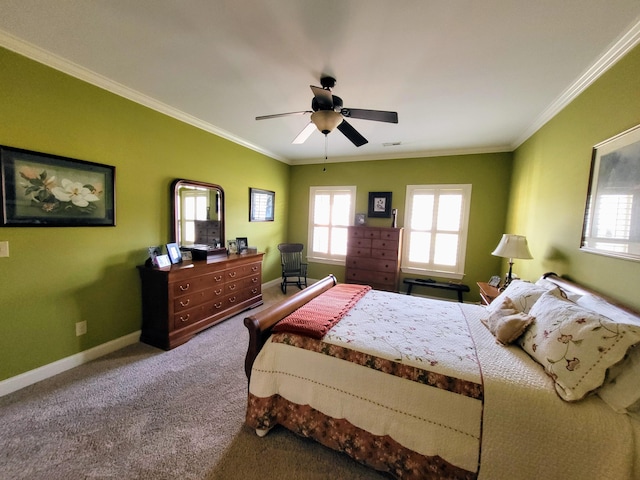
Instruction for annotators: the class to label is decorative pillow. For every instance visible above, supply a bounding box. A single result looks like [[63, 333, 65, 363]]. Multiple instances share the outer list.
[[576, 294, 640, 327], [486, 280, 550, 315], [597, 345, 640, 417], [481, 295, 534, 345], [535, 277, 582, 302], [519, 291, 640, 402], [576, 294, 640, 410]]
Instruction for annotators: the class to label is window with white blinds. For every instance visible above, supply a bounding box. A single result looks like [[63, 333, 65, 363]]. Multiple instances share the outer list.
[[401, 184, 472, 279], [308, 186, 356, 265]]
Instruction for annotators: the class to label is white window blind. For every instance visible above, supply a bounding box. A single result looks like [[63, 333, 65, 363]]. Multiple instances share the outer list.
[[402, 184, 471, 279], [308, 186, 356, 265]]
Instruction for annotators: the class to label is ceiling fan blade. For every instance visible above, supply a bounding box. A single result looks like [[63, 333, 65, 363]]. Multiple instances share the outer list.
[[292, 122, 316, 144], [310, 86, 334, 109], [256, 111, 311, 120], [341, 108, 398, 123], [337, 120, 368, 147]]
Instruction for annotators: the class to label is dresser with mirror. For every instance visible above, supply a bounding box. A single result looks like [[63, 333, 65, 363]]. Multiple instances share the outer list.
[[137, 179, 263, 350]]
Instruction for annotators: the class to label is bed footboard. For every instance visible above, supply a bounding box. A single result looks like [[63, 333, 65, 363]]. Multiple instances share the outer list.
[[244, 274, 337, 379]]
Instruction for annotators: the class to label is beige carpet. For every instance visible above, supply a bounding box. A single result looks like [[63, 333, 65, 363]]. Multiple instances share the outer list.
[[0, 283, 389, 479]]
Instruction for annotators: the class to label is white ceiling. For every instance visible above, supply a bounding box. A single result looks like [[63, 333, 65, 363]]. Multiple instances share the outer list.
[[1, 1, 640, 165]]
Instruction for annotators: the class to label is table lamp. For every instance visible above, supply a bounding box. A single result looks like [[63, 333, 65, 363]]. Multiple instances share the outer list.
[[491, 234, 533, 287]]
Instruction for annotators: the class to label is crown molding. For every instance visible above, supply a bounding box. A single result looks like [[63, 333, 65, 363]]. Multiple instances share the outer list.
[[513, 17, 640, 149], [2, 18, 639, 165], [289, 144, 513, 165], [0, 29, 288, 164]]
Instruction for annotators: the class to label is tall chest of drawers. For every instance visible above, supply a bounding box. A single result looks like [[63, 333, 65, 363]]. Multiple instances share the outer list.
[[137, 253, 263, 350], [345, 226, 403, 292]]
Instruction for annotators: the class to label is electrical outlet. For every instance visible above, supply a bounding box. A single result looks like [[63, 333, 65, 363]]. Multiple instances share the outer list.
[[0, 241, 8, 257], [76, 321, 87, 336]]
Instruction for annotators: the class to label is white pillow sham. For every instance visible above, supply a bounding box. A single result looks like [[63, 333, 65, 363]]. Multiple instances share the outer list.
[[597, 345, 640, 419], [519, 291, 640, 402], [486, 280, 551, 315], [576, 295, 640, 416], [535, 277, 582, 302]]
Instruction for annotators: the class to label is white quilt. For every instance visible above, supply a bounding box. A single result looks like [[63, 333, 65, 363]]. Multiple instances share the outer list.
[[249, 290, 640, 479]]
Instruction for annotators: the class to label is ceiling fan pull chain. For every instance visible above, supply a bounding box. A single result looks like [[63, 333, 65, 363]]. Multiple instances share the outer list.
[[323, 134, 328, 172]]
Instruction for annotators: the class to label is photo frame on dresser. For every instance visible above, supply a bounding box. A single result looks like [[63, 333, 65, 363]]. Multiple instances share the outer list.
[[166, 242, 182, 264], [368, 192, 392, 218], [236, 237, 248, 253]]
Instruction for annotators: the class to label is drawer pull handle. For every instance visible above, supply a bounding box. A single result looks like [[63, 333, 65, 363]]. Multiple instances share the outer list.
[[251, 288, 258, 294], [251, 278, 257, 283], [229, 272, 237, 278], [229, 284, 236, 290], [179, 299, 190, 307], [251, 266, 258, 271], [179, 283, 190, 291], [214, 275, 222, 282], [229, 296, 237, 303], [215, 289, 223, 295], [179, 314, 190, 322], [214, 302, 223, 309]]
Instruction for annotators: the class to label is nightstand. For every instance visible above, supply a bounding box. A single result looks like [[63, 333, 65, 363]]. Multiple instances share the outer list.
[[477, 282, 501, 306]]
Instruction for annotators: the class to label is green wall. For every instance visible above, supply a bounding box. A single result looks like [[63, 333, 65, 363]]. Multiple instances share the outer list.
[[2, 39, 639, 384], [288, 152, 513, 301], [508, 44, 640, 310], [0, 47, 289, 381]]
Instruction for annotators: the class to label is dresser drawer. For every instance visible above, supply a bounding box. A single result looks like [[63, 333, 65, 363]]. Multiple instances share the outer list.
[[372, 239, 399, 251], [173, 299, 226, 329], [348, 237, 372, 249], [345, 268, 397, 286], [346, 257, 397, 272], [379, 230, 400, 241], [371, 248, 399, 260], [361, 229, 381, 239], [244, 273, 261, 290], [173, 285, 225, 313], [171, 271, 224, 297]]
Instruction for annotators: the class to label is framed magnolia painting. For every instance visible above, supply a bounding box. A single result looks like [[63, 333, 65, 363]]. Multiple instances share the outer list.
[[0, 145, 115, 227]]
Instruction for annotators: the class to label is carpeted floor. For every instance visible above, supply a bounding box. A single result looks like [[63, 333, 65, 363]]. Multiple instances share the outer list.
[[0, 284, 389, 480]]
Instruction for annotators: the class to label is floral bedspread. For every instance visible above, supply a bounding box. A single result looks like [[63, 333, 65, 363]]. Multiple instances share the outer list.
[[247, 288, 640, 480], [247, 290, 486, 478]]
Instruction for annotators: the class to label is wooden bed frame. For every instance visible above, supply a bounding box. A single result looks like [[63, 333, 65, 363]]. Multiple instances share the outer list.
[[243, 272, 639, 379], [244, 274, 337, 378]]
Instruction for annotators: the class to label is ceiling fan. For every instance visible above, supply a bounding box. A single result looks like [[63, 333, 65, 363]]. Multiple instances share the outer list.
[[255, 76, 398, 147]]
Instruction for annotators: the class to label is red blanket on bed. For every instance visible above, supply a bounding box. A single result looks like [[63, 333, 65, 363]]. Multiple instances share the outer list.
[[272, 283, 371, 339]]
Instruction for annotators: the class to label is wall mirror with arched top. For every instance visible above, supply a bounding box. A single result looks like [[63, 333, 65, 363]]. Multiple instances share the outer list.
[[171, 179, 226, 257]]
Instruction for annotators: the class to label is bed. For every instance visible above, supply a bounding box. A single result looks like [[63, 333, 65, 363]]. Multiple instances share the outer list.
[[243, 273, 640, 479]]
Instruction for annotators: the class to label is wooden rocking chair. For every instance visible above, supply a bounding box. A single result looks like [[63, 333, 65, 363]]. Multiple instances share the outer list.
[[277, 243, 308, 294]]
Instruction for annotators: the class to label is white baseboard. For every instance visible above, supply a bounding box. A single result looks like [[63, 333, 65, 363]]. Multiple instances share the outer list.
[[0, 279, 309, 398], [0, 330, 141, 398]]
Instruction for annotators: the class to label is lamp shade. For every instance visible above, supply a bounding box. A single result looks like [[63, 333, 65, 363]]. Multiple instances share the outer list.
[[491, 234, 533, 260], [311, 110, 343, 134]]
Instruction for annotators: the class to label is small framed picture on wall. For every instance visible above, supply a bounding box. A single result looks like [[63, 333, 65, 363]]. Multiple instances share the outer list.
[[368, 192, 392, 218]]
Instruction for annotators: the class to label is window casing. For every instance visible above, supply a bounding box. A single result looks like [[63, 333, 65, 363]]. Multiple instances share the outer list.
[[308, 186, 356, 265], [401, 184, 472, 279]]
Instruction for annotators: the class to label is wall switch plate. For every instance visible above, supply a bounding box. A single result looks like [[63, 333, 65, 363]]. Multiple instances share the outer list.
[[76, 321, 87, 336], [0, 241, 8, 257]]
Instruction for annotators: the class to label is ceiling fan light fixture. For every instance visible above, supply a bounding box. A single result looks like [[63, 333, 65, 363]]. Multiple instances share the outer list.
[[311, 110, 343, 134]]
